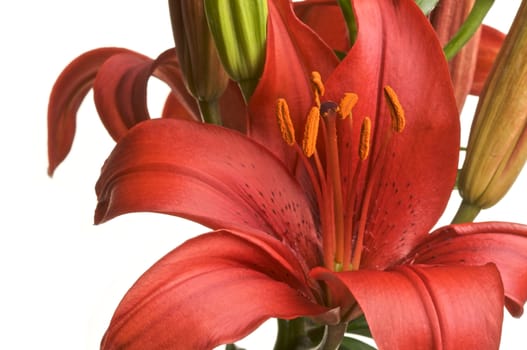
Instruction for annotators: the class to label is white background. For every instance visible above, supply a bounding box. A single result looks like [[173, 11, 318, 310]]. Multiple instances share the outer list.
[[1, 1, 525, 349]]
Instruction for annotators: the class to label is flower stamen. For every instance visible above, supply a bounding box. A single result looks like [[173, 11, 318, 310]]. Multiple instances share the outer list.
[[384, 85, 406, 132], [311, 71, 325, 107], [276, 98, 296, 145], [359, 117, 371, 160], [338, 93, 358, 119], [276, 75, 407, 273], [302, 107, 321, 157]]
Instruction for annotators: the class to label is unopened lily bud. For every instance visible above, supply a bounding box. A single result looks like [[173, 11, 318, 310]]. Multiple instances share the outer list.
[[455, 0, 527, 223], [204, 0, 268, 101], [168, 0, 229, 124], [431, 0, 480, 110]]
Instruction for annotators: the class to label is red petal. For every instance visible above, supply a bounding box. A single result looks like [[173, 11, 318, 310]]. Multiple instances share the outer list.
[[470, 25, 506, 96], [47, 47, 135, 176], [92, 51, 152, 140], [293, 0, 350, 53], [93, 49, 200, 141], [320, 264, 504, 350], [325, 0, 460, 269], [101, 229, 330, 350], [218, 81, 248, 133], [161, 92, 199, 122], [411, 222, 527, 317], [95, 118, 322, 267], [247, 0, 338, 165]]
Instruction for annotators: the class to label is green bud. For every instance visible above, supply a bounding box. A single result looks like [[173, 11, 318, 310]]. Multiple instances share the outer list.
[[168, 0, 229, 124], [455, 0, 527, 222], [204, 0, 268, 101]]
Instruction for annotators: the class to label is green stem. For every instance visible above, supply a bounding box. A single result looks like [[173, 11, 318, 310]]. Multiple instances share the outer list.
[[443, 0, 495, 60], [273, 318, 327, 350], [274, 319, 310, 350], [322, 324, 347, 350], [198, 99, 222, 125], [451, 200, 481, 223]]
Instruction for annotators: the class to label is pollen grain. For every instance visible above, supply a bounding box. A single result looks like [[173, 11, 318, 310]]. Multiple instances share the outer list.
[[384, 85, 405, 132], [359, 117, 371, 160], [338, 93, 358, 119], [302, 107, 321, 157], [311, 71, 325, 107], [276, 98, 296, 145]]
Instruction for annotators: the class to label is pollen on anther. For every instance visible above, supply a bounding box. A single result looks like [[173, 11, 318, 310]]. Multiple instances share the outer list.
[[384, 85, 405, 132], [302, 107, 320, 157], [338, 93, 358, 119], [276, 98, 296, 145], [359, 117, 371, 160], [311, 71, 325, 107]]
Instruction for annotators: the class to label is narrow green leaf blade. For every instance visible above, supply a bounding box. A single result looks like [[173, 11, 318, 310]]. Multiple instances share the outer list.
[[443, 0, 495, 60], [337, 0, 357, 45]]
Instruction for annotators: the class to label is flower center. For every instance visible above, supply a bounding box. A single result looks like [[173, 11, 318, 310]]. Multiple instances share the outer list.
[[276, 71, 405, 272]]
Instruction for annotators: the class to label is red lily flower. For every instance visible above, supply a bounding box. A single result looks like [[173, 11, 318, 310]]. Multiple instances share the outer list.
[[92, 0, 527, 349]]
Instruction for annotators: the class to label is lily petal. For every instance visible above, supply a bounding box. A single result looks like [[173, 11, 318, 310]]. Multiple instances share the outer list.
[[47, 47, 199, 176], [293, 0, 350, 53], [248, 0, 339, 165], [92, 51, 152, 140], [218, 81, 248, 133], [161, 92, 199, 122], [470, 25, 506, 96], [318, 264, 504, 350], [101, 229, 331, 350], [95, 118, 322, 267], [325, 0, 460, 269], [410, 222, 527, 317], [47, 47, 135, 176], [93, 49, 201, 141]]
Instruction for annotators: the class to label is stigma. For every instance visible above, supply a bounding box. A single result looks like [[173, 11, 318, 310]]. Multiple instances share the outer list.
[[276, 71, 405, 272]]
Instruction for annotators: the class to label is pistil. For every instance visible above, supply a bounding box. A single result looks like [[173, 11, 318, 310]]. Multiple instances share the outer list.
[[322, 105, 346, 271]]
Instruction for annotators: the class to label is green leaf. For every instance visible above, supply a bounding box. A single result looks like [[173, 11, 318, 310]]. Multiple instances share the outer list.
[[337, 0, 357, 46], [443, 0, 495, 60], [339, 336, 377, 350], [346, 315, 372, 338], [414, 0, 440, 15]]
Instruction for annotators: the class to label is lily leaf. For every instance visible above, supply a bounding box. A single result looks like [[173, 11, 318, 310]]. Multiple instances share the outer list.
[[336, 0, 357, 45], [339, 336, 377, 350], [346, 315, 372, 338], [444, 0, 495, 60], [414, 0, 440, 15]]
